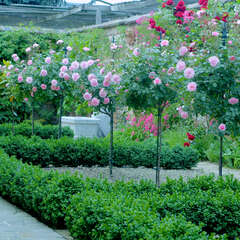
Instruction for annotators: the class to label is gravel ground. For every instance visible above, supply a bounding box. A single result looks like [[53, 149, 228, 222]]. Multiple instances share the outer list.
[[44, 161, 240, 183], [48, 162, 240, 240]]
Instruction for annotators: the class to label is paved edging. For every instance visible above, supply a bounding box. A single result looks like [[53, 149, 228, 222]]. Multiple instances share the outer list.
[[0, 197, 65, 240]]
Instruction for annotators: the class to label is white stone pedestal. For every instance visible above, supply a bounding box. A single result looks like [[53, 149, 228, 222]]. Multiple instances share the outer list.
[[62, 116, 101, 138]]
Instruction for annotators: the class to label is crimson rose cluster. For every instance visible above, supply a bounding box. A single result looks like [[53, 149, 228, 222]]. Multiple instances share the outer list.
[[184, 132, 195, 147]]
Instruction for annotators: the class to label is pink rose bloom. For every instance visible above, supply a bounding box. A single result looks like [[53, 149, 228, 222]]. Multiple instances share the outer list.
[[218, 123, 226, 131], [8, 65, 13, 70], [149, 72, 156, 79], [180, 111, 188, 119], [64, 73, 70, 81], [167, 67, 175, 76], [103, 80, 110, 87], [112, 74, 121, 84], [91, 97, 100, 107], [228, 97, 239, 105], [71, 61, 80, 70], [24, 98, 28, 102], [83, 47, 90, 52], [18, 75, 23, 83], [56, 40, 64, 45], [56, 86, 60, 91], [31, 91, 34, 97], [26, 77, 33, 84], [27, 60, 33, 66], [62, 58, 69, 65], [103, 97, 110, 104], [13, 56, 19, 62], [153, 77, 162, 85], [100, 68, 105, 75], [32, 43, 39, 48], [163, 114, 169, 121], [6, 72, 10, 77], [40, 69, 47, 77], [51, 79, 58, 86], [228, 40, 232, 45], [83, 91, 92, 101], [51, 85, 57, 91], [87, 60, 95, 66], [187, 82, 197, 91], [59, 72, 65, 78], [88, 73, 97, 81], [184, 68, 195, 79], [104, 72, 112, 82], [90, 79, 98, 87], [229, 56, 236, 61], [99, 88, 107, 98], [133, 48, 140, 56], [67, 46, 72, 51], [161, 40, 169, 47], [80, 61, 89, 70], [72, 72, 80, 81], [208, 56, 220, 67], [45, 57, 51, 64], [50, 50, 55, 55], [32, 87, 37, 92], [176, 60, 186, 72], [41, 84, 47, 90], [111, 43, 118, 50], [26, 47, 31, 53], [15, 68, 19, 72], [212, 32, 219, 36], [60, 66, 68, 72], [179, 46, 188, 56]]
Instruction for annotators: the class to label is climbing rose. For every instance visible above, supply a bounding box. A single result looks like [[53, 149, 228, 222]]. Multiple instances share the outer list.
[[27, 60, 33, 66], [72, 72, 80, 81], [90, 79, 98, 87], [112, 74, 121, 84], [103, 80, 110, 87], [218, 123, 226, 131], [26, 77, 33, 84], [104, 97, 110, 104], [176, 60, 186, 72], [88, 74, 97, 81], [187, 82, 197, 91], [99, 88, 107, 98], [184, 68, 195, 79], [228, 97, 239, 105], [179, 46, 188, 56], [208, 56, 220, 67]]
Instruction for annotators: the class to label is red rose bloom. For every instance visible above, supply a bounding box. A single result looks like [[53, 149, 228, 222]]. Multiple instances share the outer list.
[[155, 26, 166, 33], [149, 18, 156, 28], [174, 11, 185, 18], [187, 132, 195, 141], [166, 0, 173, 5], [215, 16, 221, 21], [162, 2, 166, 7], [176, 19, 183, 24], [184, 142, 190, 147]]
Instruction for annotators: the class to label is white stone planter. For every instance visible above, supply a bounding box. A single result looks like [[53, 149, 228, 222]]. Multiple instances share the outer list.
[[62, 116, 101, 139]]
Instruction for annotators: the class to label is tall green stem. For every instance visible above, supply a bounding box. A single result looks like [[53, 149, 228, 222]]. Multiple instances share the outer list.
[[31, 101, 35, 136], [109, 109, 114, 177], [219, 135, 223, 176], [156, 104, 162, 187], [58, 94, 64, 139]]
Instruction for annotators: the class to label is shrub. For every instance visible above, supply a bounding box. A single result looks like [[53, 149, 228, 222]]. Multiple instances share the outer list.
[[66, 190, 212, 240], [0, 135, 199, 169], [0, 122, 73, 139]]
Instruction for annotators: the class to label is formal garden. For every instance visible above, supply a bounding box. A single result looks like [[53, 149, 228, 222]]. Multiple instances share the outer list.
[[0, 0, 240, 239]]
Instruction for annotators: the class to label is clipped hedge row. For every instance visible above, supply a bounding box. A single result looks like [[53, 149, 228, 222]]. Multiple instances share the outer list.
[[0, 122, 74, 139], [0, 150, 238, 239], [0, 135, 199, 169]]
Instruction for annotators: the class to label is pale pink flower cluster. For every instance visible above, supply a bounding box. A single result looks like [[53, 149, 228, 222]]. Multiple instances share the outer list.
[[32, 87, 37, 92], [153, 77, 162, 85], [51, 79, 58, 86], [187, 82, 197, 92], [160, 40, 169, 47], [71, 61, 80, 70], [99, 88, 107, 98], [179, 46, 188, 56], [212, 32, 219, 37], [80, 61, 89, 70], [228, 97, 239, 105], [176, 60, 186, 72], [63, 73, 70, 80], [110, 43, 118, 50], [72, 72, 80, 81], [60, 66, 68, 72], [177, 106, 188, 119], [12, 54, 19, 62], [91, 97, 100, 107], [184, 68, 195, 79], [208, 56, 220, 67]]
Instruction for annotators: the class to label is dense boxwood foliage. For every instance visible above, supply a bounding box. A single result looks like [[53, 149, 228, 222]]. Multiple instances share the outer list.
[[0, 122, 73, 139], [0, 135, 199, 169], [0, 150, 238, 239]]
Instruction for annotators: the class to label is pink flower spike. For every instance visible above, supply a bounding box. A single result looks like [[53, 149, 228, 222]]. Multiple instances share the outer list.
[[184, 68, 195, 79], [208, 56, 220, 67], [153, 77, 162, 85], [228, 97, 239, 105], [218, 123, 226, 131], [187, 82, 197, 92]]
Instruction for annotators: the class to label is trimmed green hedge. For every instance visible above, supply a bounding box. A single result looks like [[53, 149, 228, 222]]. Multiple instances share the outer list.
[[0, 135, 199, 169], [0, 122, 73, 139], [0, 150, 237, 239]]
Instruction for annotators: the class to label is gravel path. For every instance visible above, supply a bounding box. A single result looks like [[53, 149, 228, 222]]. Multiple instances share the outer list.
[[44, 161, 240, 183]]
